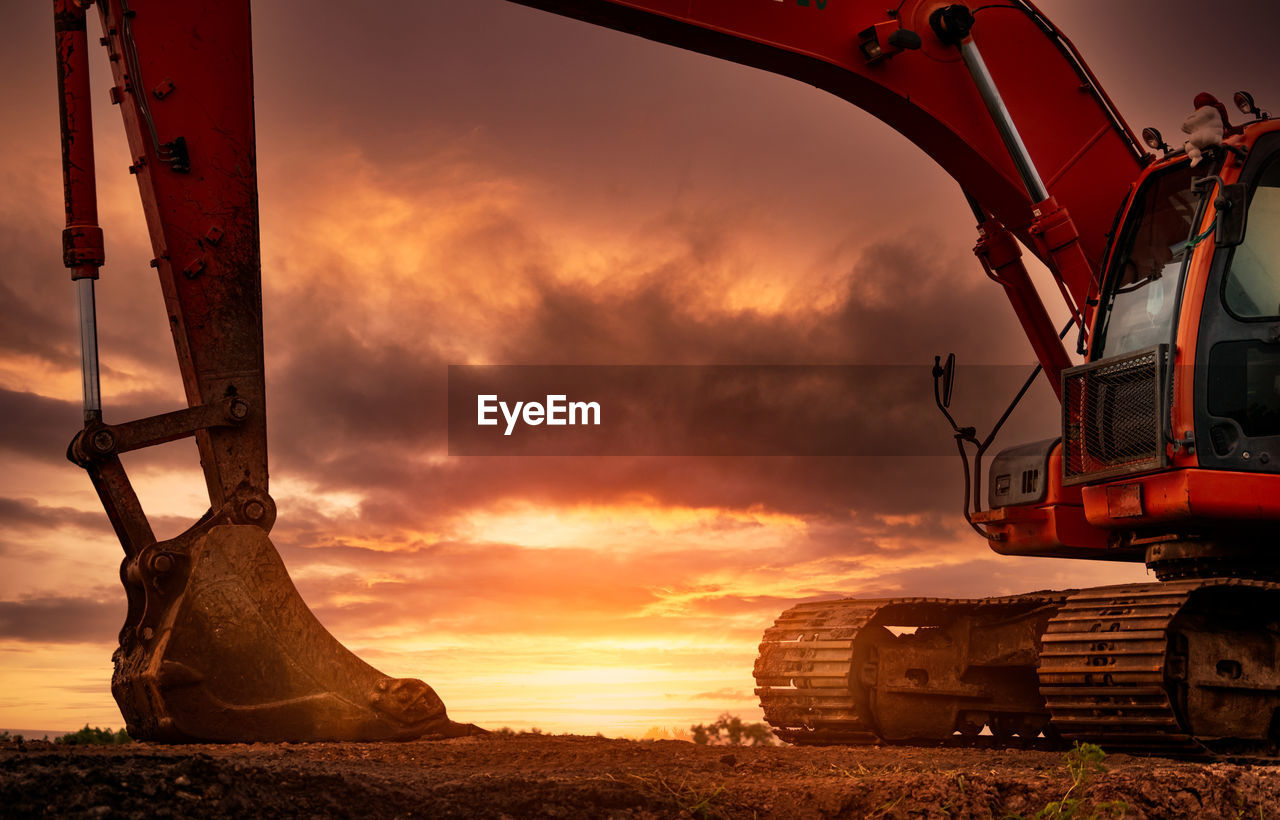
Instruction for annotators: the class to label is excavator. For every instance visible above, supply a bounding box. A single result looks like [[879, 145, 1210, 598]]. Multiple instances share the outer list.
[[54, 0, 1280, 757]]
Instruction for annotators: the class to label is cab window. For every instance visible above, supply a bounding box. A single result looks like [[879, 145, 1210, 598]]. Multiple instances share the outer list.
[[1095, 162, 1200, 359], [1223, 157, 1280, 319]]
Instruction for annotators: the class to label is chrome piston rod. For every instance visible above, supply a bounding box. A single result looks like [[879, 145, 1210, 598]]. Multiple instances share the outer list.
[[958, 37, 1050, 204], [76, 278, 102, 423]]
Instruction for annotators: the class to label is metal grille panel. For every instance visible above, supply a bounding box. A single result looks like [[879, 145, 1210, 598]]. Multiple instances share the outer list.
[[1062, 345, 1167, 485]]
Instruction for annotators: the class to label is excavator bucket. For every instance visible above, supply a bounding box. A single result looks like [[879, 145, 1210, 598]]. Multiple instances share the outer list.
[[113, 519, 479, 742]]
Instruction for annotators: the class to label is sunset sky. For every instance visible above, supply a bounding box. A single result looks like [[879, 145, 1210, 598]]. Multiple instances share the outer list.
[[3, 1, 1279, 737]]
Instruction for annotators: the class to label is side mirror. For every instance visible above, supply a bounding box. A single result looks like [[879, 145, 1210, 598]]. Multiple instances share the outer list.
[[941, 352, 957, 409], [1215, 183, 1249, 248]]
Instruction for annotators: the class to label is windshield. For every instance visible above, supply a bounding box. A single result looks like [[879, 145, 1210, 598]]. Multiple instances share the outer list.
[[1223, 156, 1280, 319], [1094, 162, 1201, 359]]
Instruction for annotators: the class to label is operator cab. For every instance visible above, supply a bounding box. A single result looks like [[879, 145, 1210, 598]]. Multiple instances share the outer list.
[[974, 113, 1280, 572], [1073, 122, 1280, 484]]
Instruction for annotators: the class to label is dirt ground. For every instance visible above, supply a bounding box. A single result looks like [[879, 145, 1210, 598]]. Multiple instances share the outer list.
[[2, 733, 1278, 819]]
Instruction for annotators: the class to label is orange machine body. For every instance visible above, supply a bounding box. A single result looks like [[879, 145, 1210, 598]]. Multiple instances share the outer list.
[[984, 118, 1280, 561]]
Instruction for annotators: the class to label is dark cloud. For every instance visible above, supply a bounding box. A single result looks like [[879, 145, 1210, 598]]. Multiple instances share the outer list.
[[0, 595, 123, 644], [251, 1, 918, 215], [269, 453, 970, 533], [0, 279, 75, 367], [680, 594, 804, 619], [0, 387, 207, 473], [1040, 1, 1280, 137], [257, 188, 1058, 531], [268, 328, 447, 449], [688, 689, 755, 702], [0, 259, 1045, 554], [846, 553, 1145, 601], [485, 236, 1028, 367], [0, 496, 193, 544], [0, 389, 82, 461], [0, 497, 109, 533], [0, 189, 186, 388]]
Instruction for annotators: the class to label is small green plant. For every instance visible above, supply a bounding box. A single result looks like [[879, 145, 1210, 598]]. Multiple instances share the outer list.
[[690, 713, 780, 746], [1030, 742, 1127, 820], [54, 725, 132, 745]]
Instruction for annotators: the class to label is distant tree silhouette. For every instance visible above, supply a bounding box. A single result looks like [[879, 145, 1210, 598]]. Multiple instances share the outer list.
[[689, 713, 779, 746], [55, 725, 132, 745]]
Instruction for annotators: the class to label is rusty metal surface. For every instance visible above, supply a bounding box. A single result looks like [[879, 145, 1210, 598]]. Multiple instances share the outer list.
[[95, 0, 267, 511], [760, 583, 1280, 759], [1040, 579, 1280, 759], [54, 0, 104, 281], [112, 515, 480, 742], [69, 434, 482, 741], [69, 399, 249, 459], [854, 597, 1064, 743], [755, 593, 1069, 746], [79, 455, 156, 561], [754, 599, 881, 745], [1039, 582, 1200, 754], [52, 0, 482, 743]]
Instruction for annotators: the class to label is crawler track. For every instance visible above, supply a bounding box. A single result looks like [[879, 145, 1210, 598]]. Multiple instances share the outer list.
[[756, 581, 1280, 759], [754, 598, 880, 745], [1038, 581, 1205, 756], [754, 593, 1067, 746], [1040, 579, 1280, 759]]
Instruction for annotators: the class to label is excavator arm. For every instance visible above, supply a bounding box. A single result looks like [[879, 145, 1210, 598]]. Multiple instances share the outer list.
[[56, 0, 1149, 742], [58, 0, 477, 742]]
